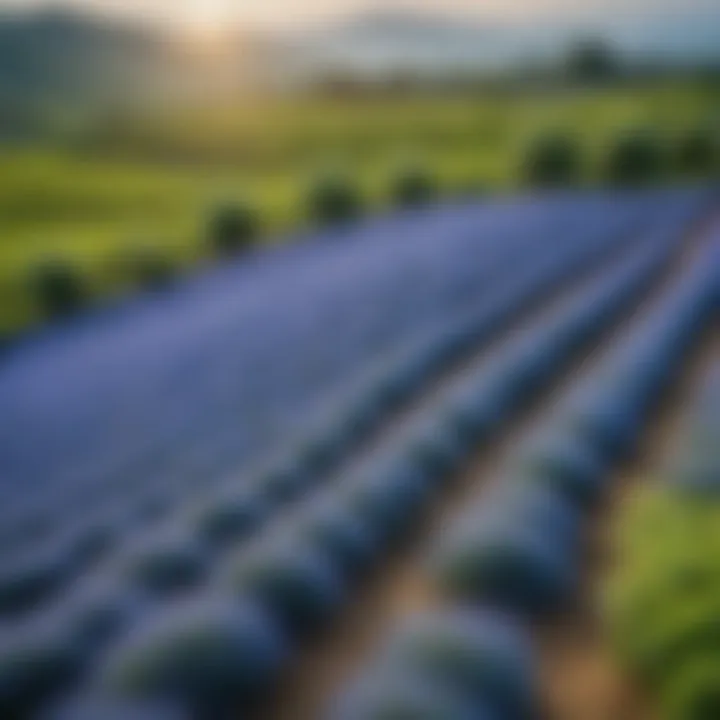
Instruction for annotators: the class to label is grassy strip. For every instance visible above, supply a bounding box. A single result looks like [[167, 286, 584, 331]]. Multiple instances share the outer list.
[[606, 369, 720, 719]]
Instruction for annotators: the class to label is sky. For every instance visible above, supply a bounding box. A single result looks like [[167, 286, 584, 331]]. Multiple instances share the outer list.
[[0, 0, 717, 32]]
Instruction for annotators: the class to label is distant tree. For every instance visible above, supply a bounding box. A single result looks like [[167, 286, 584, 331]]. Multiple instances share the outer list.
[[307, 171, 363, 225], [565, 39, 619, 83], [208, 201, 259, 257], [523, 133, 582, 187], [30, 259, 86, 318], [390, 164, 438, 208], [605, 128, 667, 185]]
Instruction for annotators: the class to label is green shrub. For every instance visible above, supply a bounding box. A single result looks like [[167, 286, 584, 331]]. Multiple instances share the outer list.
[[307, 171, 363, 225], [523, 133, 582, 186], [105, 599, 286, 710], [390, 164, 438, 208], [604, 128, 666, 185], [565, 39, 619, 83], [29, 259, 86, 319], [676, 129, 718, 175], [208, 200, 259, 256], [662, 657, 720, 720], [606, 486, 720, 716]]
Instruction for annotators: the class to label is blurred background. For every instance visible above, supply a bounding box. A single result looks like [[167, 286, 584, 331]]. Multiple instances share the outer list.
[[0, 0, 718, 336]]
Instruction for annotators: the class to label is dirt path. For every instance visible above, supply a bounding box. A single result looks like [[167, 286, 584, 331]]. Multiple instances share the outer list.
[[250, 216, 714, 720]]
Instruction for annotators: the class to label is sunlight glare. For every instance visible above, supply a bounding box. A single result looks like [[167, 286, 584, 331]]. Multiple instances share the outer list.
[[181, 0, 235, 43]]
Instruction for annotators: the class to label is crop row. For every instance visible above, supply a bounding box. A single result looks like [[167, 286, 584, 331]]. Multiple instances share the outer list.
[[0, 193, 679, 620], [0, 198, 708, 718], [2, 195, 646, 521], [329, 231, 718, 717], [1, 201, 563, 540]]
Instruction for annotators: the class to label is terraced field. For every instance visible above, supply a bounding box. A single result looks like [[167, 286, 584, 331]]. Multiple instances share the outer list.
[[0, 187, 717, 720]]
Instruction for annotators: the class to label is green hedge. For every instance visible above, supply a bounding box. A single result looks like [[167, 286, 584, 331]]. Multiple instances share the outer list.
[[606, 488, 720, 719], [604, 128, 667, 185], [390, 164, 438, 208], [523, 133, 582, 186], [307, 171, 363, 225], [29, 260, 87, 319], [208, 200, 260, 256]]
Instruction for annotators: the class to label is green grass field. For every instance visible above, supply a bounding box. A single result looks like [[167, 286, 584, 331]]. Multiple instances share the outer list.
[[1, 81, 718, 334]]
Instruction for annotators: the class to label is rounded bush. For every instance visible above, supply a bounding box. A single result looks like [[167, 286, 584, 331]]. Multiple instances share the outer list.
[[386, 347, 442, 402], [289, 501, 378, 577], [434, 520, 575, 616], [445, 392, 501, 445], [0, 551, 69, 616], [256, 465, 308, 505], [459, 481, 579, 544], [321, 412, 367, 460], [307, 171, 363, 225], [390, 164, 437, 208], [29, 259, 86, 319], [67, 522, 117, 568], [497, 484, 582, 547], [62, 574, 148, 654], [407, 418, 468, 482], [386, 609, 535, 717], [467, 381, 517, 434], [103, 598, 287, 712], [295, 437, 342, 480], [207, 200, 259, 256], [523, 133, 581, 186], [339, 467, 430, 543], [350, 386, 387, 435], [122, 533, 208, 596], [376, 366, 424, 410], [342, 396, 385, 444], [194, 490, 268, 549], [604, 128, 666, 185], [0, 627, 83, 718], [565, 400, 642, 463], [227, 540, 344, 636], [518, 435, 607, 507]]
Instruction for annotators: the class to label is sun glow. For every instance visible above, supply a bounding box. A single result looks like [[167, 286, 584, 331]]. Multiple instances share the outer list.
[[180, 0, 236, 41]]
